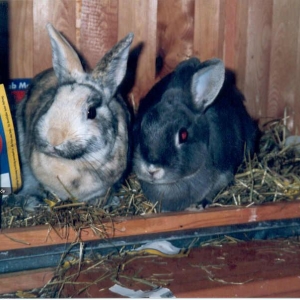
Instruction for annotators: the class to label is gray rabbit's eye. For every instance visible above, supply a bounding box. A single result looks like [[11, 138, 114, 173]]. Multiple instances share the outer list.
[[87, 106, 97, 119], [179, 128, 188, 144]]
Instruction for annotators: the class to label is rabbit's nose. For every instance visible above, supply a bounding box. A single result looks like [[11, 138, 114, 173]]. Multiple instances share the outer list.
[[47, 127, 67, 146], [147, 165, 163, 179], [149, 169, 159, 176]]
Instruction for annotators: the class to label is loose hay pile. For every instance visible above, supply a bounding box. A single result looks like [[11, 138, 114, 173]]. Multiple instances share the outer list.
[[212, 117, 300, 206], [1, 117, 300, 230], [1, 175, 152, 230]]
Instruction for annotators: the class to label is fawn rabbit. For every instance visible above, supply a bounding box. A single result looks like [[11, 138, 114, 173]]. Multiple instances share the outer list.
[[15, 24, 134, 209]]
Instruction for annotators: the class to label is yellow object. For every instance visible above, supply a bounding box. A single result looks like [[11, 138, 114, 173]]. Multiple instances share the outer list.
[[128, 247, 190, 258], [16, 291, 37, 298], [44, 198, 58, 208], [0, 84, 22, 193]]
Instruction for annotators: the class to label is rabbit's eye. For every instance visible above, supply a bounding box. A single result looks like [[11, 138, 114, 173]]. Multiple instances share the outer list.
[[179, 128, 188, 144], [87, 106, 97, 119]]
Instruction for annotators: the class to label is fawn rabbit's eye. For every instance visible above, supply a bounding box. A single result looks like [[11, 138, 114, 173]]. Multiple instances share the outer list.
[[179, 128, 188, 144], [87, 106, 97, 120]]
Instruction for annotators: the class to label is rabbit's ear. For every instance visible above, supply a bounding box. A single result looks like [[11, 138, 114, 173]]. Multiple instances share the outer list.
[[47, 23, 84, 83], [92, 33, 134, 99], [191, 58, 225, 111]]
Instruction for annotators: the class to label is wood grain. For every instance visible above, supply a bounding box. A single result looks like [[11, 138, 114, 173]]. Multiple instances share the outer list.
[[157, 0, 194, 79], [2, 239, 300, 296], [7, 0, 300, 131], [1, 202, 299, 252], [0, 268, 54, 294], [9, 0, 34, 78], [32, 0, 76, 75], [243, 0, 273, 119], [223, 0, 237, 70], [62, 239, 300, 298], [232, 0, 249, 92], [118, 0, 158, 107], [267, 0, 300, 131], [193, 0, 224, 61], [222, 0, 249, 92], [79, 0, 118, 70]]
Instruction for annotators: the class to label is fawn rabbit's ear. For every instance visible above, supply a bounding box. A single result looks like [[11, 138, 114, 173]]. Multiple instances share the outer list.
[[191, 58, 225, 112], [92, 32, 134, 100], [47, 23, 84, 83]]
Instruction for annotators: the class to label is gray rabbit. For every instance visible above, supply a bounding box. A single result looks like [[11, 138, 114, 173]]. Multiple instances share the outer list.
[[133, 57, 258, 212], [14, 24, 134, 209]]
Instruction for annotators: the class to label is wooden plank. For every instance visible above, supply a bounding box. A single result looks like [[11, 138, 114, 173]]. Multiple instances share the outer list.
[[243, 0, 273, 120], [193, 0, 224, 61], [6, 0, 300, 134], [75, 0, 81, 48], [176, 276, 300, 297], [59, 239, 300, 298], [223, 0, 249, 92], [9, 0, 34, 79], [156, 0, 195, 78], [0, 268, 54, 294], [79, 0, 119, 69], [2, 237, 300, 296], [118, 0, 158, 107], [223, 0, 237, 70], [194, 0, 251, 102], [32, 0, 77, 75], [178, 276, 300, 298], [1, 202, 299, 251], [267, 0, 300, 132], [232, 0, 249, 92]]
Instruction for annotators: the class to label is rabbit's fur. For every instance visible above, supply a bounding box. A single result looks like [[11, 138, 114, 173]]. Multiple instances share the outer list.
[[133, 57, 258, 212], [15, 24, 134, 209]]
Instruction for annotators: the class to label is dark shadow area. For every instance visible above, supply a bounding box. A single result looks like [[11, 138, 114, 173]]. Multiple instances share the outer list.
[[118, 42, 144, 104], [0, 1, 9, 87], [117, 42, 144, 177], [0, 0, 9, 229], [155, 48, 165, 76]]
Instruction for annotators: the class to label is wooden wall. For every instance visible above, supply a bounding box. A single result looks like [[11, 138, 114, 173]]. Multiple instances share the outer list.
[[8, 0, 300, 133]]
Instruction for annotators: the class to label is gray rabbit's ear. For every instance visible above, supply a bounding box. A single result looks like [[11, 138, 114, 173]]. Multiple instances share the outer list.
[[92, 33, 134, 98], [47, 23, 84, 83], [191, 58, 225, 111]]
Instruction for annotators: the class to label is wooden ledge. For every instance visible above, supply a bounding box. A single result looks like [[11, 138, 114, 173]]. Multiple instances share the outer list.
[[54, 238, 300, 297], [2, 238, 300, 296], [1, 201, 299, 251], [0, 268, 54, 295]]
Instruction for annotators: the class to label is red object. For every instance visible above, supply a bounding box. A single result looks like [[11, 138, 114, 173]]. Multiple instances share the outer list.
[[10, 90, 26, 103]]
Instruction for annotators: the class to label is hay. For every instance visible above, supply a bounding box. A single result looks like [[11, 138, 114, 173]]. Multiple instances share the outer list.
[[1, 116, 300, 230], [1, 173, 154, 230], [2, 115, 300, 298], [9, 244, 176, 297], [212, 116, 300, 207]]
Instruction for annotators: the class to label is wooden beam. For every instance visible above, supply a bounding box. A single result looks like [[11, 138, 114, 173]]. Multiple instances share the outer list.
[[0, 268, 54, 294], [118, 0, 158, 106], [1, 202, 299, 251], [9, 0, 34, 79]]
